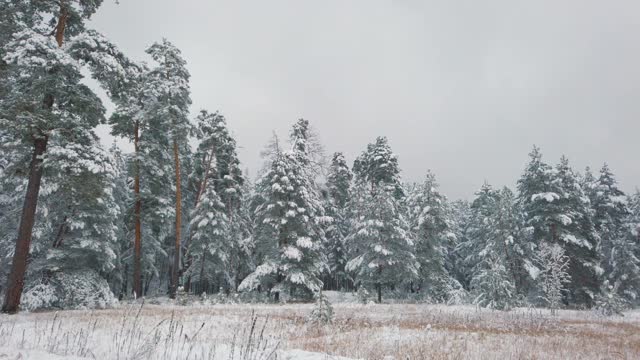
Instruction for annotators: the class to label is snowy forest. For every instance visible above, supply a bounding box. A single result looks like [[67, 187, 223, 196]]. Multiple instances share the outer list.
[[1, 0, 640, 317], [3, 2, 640, 359]]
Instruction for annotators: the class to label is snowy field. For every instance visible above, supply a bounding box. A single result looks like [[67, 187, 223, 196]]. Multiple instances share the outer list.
[[0, 292, 638, 360]]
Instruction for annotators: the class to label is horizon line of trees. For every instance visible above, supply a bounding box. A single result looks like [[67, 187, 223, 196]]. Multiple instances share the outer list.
[[1, 0, 639, 314]]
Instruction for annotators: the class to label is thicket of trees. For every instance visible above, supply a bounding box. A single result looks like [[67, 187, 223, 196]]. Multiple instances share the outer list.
[[1, 1, 639, 314]]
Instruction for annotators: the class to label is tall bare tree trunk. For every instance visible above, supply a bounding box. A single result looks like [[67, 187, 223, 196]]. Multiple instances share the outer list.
[[133, 123, 143, 298], [169, 140, 182, 299], [2, 137, 48, 314], [2, 6, 67, 314]]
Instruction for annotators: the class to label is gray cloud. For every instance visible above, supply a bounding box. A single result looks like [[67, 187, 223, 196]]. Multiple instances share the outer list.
[[90, 0, 640, 199]]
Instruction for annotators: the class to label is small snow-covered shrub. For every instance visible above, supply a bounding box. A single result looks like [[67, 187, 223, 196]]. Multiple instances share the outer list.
[[357, 286, 371, 304], [471, 256, 515, 311], [446, 285, 469, 305], [21, 269, 117, 311], [594, 281, 628, 317], [535, 242, 571, 314], [176, 286, 189, 306], [20, 283, 58, 311], [308, 290, 333, 325]]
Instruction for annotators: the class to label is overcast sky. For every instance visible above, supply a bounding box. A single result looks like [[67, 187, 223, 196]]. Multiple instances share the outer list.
[[89, 0, 640, 200]]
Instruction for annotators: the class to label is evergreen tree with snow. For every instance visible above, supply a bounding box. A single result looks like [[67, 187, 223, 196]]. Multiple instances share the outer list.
[[463, 183, 500, 275], [552, 156, 600, 306], [346, 182, 418, 303], [308, 290, 334, 325], [0, 0, 114, 313], [185, 111, 249, 293], [105, 144, 133, 299], [352, 137, 404, 199], [323, 152, 353, 289], [35, 142, 121, 276], [516, 147, 599, 306], [471, 255, 516, 311], [143, 39, 193, 298], [188, 178, 231, 293], [239, 120, 328, 301], [447, 200, 473, 290], [516, 146, 558, 254], [465, 183, 517, 310], [405, 171, 459, 301], [346, 138, 417, 302], [592, 165, 640, 304], [535, 242, 571, 314]]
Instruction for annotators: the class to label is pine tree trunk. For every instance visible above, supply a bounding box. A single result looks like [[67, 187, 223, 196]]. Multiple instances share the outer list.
[[1, 137, 48, 314], [1, 5, 68, 314], [133, 123, 143, 298], [169, 140, 182, 299]]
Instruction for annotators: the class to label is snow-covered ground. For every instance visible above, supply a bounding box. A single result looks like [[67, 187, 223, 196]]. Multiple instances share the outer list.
[[0, 292, 638, 359]]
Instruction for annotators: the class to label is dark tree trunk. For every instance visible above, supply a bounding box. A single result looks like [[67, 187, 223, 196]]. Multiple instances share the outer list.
[[2, 2, 68, 315], [274, 272, 283, 302], [2, 137, 48, 314], [52, 216, 68, 248], [133, 123, 143, 298]]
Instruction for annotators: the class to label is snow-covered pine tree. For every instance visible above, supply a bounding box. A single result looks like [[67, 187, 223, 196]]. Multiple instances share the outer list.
[[64, 31, 146, 294], [188, 176, 231, 294], [516, 146, 558, 295], [471, 255, 516, 311], [36, 141, 120, 274], [0, 138, 123, 311], [463, 183, 500, 274], [323, 152, 353, 290], [0, 0, 109, 313], [240, 120, 328, 301], [104, 144, 132, 299], [465, 183, 516, 310], [405, 171, 459, 301], [143, 39, 193, 298], [308, 290, 334, 325], [581, 166, 597, 203], [352, 136, 404, 199], [592, 165, 640, 305], [347, 182, 418, 303], [535, 242, 571, 314], [516, 147, 598, 306], [185, 110, 249, 294], [496, 188, 530, 297], [347, 137, 417, 303], [448, 200, 473, 290], [552, 156, 600, 306], [591, 164, 630, 247]]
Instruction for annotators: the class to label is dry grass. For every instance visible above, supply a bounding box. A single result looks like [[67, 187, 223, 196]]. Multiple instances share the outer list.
[[292, 304, 640, 359], [0, 301, 638, 359]]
